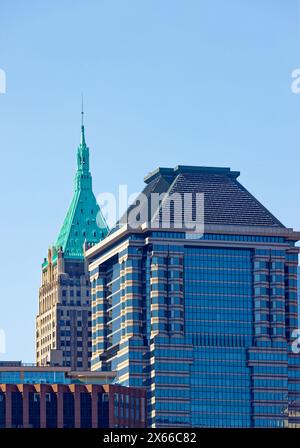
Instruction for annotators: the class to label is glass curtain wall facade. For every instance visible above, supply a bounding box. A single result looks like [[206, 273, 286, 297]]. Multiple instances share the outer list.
[[86, 166, 300, 428]]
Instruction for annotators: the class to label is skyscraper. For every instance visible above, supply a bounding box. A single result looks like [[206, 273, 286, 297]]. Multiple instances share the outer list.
[[297, 266, 300, 328], [36, 116, 108, 370], [86, 165, 300, 428]]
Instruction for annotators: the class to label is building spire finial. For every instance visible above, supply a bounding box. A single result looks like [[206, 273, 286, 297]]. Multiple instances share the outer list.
[[81, 94, 86, 146], [81, 93, 84, 127]]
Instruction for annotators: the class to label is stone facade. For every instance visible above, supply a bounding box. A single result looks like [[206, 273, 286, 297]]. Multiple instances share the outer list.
[[36, 119, 108, 370]]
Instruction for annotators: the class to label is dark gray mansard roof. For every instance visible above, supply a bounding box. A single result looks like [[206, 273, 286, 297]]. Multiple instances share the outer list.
[[110, 165, 284, 233]]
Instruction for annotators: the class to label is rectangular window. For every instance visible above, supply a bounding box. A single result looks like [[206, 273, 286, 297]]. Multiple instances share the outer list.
[[125, 395, 129, 419], [114, 393, 119, 417]]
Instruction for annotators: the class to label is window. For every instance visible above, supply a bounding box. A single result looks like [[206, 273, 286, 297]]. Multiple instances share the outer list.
[[102, 393, 109, 402], [140, 397, 145, 422], [125, 395, 129, 419], [120, 394, 124, 418], [34, 393, 40, 402], [114, 393, 119, 417]]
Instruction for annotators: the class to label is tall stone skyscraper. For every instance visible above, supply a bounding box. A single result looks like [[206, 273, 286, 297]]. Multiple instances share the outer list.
[[36, 115, 108, 370]]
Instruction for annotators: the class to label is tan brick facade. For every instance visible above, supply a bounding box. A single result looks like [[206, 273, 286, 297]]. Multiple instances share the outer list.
[[36, 248, 91, 370]]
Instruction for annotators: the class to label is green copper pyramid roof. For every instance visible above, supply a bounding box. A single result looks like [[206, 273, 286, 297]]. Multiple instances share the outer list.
[[55, 122, 108, 259]]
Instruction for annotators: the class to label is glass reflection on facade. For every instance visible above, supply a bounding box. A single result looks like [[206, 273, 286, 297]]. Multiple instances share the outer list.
[[87, 166, 300, 427]]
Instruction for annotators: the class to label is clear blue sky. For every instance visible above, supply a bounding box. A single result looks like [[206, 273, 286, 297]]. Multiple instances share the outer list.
[[0, 0, 300, 362]]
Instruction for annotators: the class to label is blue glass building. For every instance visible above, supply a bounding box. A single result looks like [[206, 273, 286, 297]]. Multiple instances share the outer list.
[[86, 166, 300, 428], [298, 266, 300, 328], [0, 363, 115, 385]]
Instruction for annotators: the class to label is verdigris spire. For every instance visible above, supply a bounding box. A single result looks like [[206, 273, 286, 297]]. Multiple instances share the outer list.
[[76, 100, 91, 189], [81, 94, 86, 146], [54, 105, 109, 259], [81, 124, 86, 146]]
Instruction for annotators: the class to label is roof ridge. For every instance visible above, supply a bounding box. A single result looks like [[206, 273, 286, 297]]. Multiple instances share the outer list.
[[150, 172, 180, 225], [56, 190, 81, 252], [234, 178, 284, 228]]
